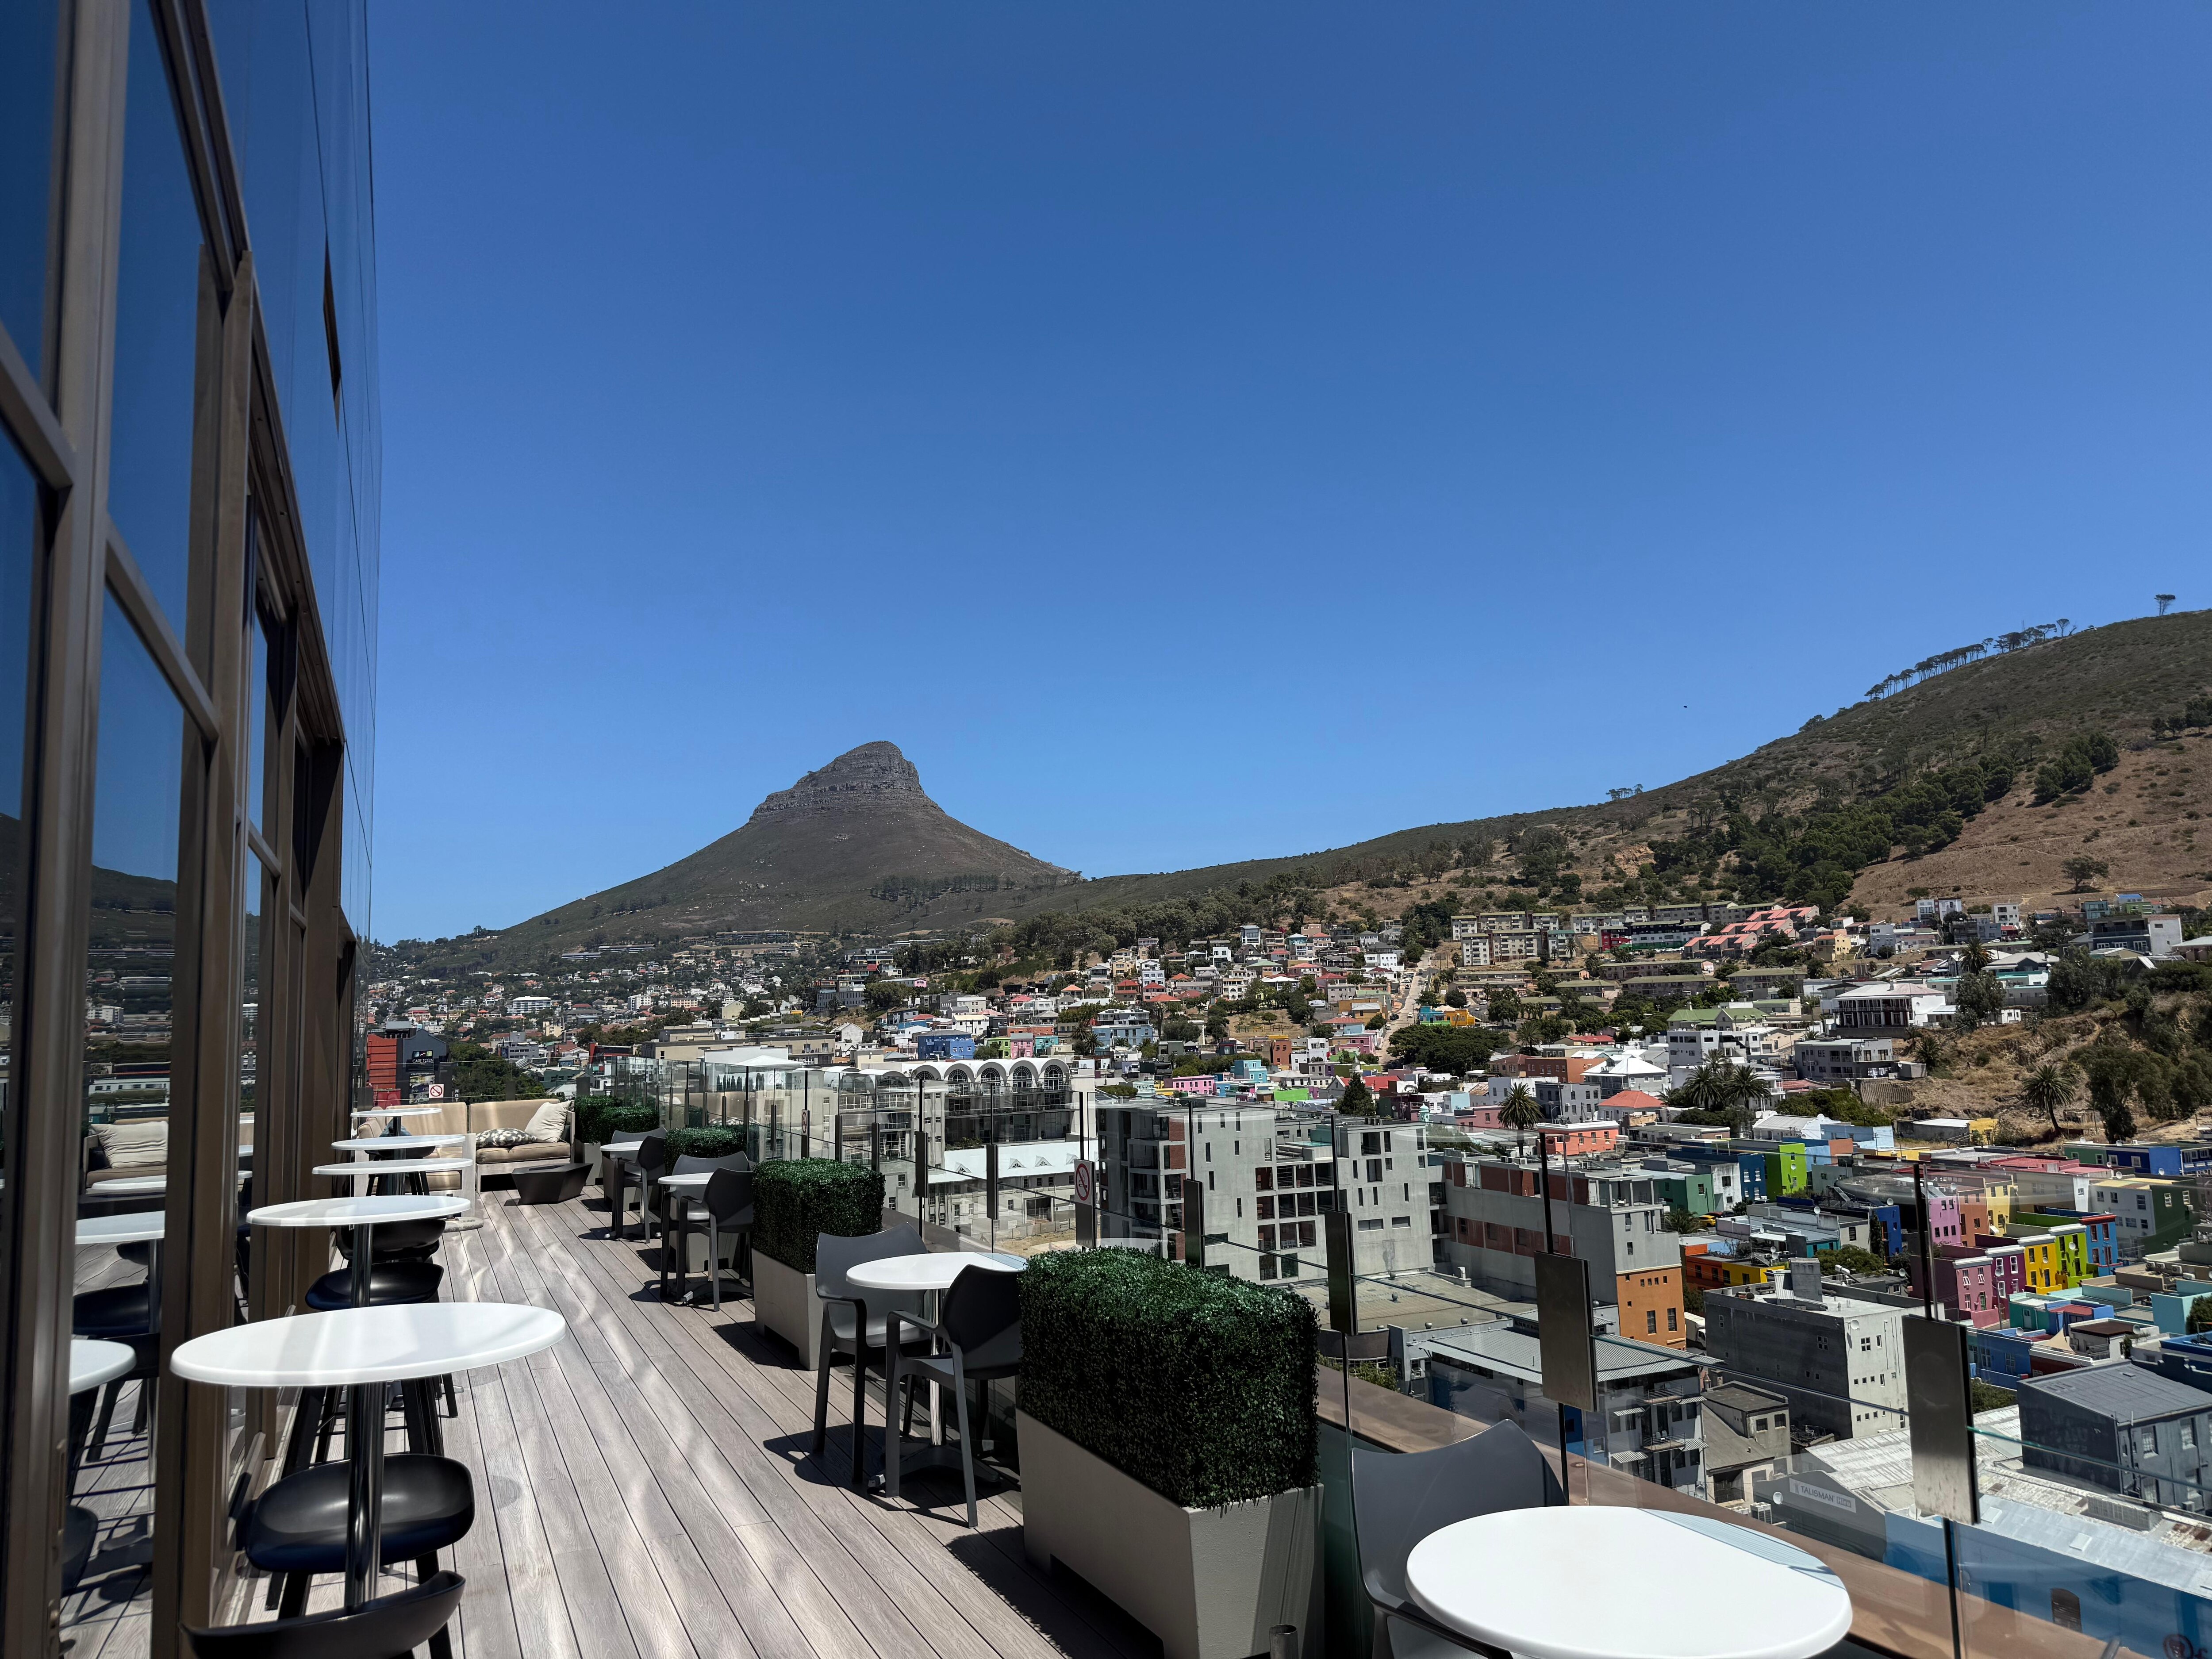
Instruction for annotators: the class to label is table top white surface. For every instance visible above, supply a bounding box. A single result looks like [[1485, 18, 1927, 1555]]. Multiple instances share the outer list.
[[355, 1104, 443, 1118], [169, 1302, 567, 1387], [73, 1338, 135, 1394], [250, 1195, 469, 1230], [844, 1252, 1026, 1293], [603, 1141, 645, 1156], [76, 1212, 165, 1246], [657, 1171, 716, 1190], [92, 1176, 167, 1195], [314, 1159, 471, 1179], [330, 1133, 470, 1152], [1404, 1507, 1851, 1659]]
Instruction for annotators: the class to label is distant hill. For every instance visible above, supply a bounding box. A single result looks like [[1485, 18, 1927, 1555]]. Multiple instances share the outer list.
[[423, 742, 1079, 965], [403, 612, 2212, 971]]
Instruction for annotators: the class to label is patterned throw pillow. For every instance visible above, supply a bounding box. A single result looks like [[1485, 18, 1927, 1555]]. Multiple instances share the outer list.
[[95, 1120, 168, 1168], [477, 1128, 534, 1148]]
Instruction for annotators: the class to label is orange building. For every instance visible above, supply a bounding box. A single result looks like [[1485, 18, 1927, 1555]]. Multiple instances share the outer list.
[[1619, 1266, 1687, 1348]]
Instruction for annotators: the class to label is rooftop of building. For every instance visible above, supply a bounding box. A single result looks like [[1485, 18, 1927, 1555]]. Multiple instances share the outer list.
[[2016, 1363, 2212, 1420]]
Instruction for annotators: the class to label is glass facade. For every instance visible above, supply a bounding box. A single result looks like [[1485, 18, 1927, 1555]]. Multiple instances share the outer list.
[[0, 1, 380, 1649]]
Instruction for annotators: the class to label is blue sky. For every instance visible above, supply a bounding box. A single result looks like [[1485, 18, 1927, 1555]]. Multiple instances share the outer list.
[[367, 3, 2212, 944]]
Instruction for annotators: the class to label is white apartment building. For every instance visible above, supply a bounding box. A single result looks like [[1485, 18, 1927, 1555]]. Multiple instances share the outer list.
[[1702, 1271, 1908, 1442]]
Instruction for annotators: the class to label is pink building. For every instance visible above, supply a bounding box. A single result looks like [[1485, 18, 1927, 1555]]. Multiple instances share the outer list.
[[1917, 1251, 2000, 1326]]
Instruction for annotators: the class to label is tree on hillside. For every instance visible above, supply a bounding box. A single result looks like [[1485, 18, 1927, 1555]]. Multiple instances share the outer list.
[[1500, 1084, 1544, 1156], [2063, 856, 2111, 893], [1340, 1073, 1378, 1118], [2156, 594, 2177, 617], [2017, 1062, 2080, 1137], [1956, 971, 2006, 1029]]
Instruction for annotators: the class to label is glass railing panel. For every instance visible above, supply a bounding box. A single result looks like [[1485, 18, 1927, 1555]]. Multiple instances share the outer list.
[[1519, 1264, 1957, 1658], [1958, 1408, 2212, 1659]]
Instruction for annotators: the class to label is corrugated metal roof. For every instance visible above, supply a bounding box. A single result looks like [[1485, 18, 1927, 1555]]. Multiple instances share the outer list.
[[2019, 1364, 2212, 1422]]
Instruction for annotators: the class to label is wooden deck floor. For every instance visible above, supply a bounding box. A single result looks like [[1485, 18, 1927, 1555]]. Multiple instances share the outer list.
[[65, 1183, 1157, 1658]]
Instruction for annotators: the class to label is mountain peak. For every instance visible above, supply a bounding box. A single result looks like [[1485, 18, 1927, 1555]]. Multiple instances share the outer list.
[[745, 740, 929, 825]]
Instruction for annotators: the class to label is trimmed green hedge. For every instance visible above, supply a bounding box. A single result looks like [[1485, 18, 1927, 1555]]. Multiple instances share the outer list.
[[1020, 1249, 1317, 1509], [575, 1098, 659, 1144], [667, 1125, 747, 1161], [753, 1159, 883, 1273]]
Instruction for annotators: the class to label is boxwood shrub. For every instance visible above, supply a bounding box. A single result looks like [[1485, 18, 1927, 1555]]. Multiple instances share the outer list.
[[1021, 1248, 1317, 1509], [666, 1125, 747, 1160], [575, 1098, 658, 1144], [753, 1159, 883, 1274]]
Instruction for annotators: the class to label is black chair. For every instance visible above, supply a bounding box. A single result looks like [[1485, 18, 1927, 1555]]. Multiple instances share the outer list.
[[76, 1330, 161, 1463], [1350, 1421, 1561, 1659], [612, 1130, 667, 1240], [242, 1454, 473, 1646], [664, 1166, 754, 1309], [74, 1282, 157, 1463], [184, 1568, 465, 1659], [886, 1262, 1023, 1527], [73, 1282, 154, 1337], [62, 1502, 97, 1594], [811, 1229, 931, 1489], [304, 1260, 445, 1312], [334, 1214, 447, 1263], [292, 1262, 448, 1469]]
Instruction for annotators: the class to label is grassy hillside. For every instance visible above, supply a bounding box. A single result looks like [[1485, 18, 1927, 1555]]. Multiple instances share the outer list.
[[974, 609, 2212, 931]]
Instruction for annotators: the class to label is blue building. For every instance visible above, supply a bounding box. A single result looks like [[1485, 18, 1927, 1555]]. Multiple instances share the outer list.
[[2106, 1143, 2212, 1179], [1094, 1016, 1157, 1049], [916, 1032, 976, 1060], [1968, 1325, 2038, 1390], [2145, 1333, 2212, 1394]]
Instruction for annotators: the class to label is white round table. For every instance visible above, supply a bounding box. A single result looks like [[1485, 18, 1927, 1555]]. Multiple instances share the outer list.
[[171, 1302, 566, 1611], [76, 1212, 165, 1246], [1405, 1507, 1852, 1659], [355, 1104, 443, 1119], [250, 1195, 469, 1230], [844, 1251, 1025, 1294], [251, 1195, 468, 1310], [73, 1338, 134, 1395], [846, 1250, 1024, 1493], [330, 1133, 469, 1153]]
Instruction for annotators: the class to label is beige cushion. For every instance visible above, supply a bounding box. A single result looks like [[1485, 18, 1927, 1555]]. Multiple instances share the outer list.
[[95, 1121, 168, 1168], [523, 1100, 568, 1143], [478, 1141, 571, 1165], [88, 1162, 165, 1185]]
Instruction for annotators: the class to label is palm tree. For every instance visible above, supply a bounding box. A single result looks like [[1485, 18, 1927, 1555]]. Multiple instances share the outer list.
[[2018, 1063, 2079, 1137], [1500, 1083, 1543, 1156], [1712, 1062, 1770, 1136]]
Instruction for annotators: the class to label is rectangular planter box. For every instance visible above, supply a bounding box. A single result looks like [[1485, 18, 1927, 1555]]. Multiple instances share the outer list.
[[1018, 1411, 1320, 1659], [751, 1250, 820, 1370]]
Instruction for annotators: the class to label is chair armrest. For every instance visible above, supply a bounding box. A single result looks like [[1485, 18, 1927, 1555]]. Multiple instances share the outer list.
[[888, 1306, 941, 1347]]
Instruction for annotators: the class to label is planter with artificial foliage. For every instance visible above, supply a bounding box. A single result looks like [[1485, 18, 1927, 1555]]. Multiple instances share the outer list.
[[750, 1159, 885, 1367], [575, 1098, 658, 1183], [1017, 1248, 1321, 1659]]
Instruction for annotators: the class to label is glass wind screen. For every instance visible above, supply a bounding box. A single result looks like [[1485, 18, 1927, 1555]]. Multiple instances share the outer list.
[[69, 588, 189, 1644], [108, 0, 203, 631], [0, 0, 61, 384]]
